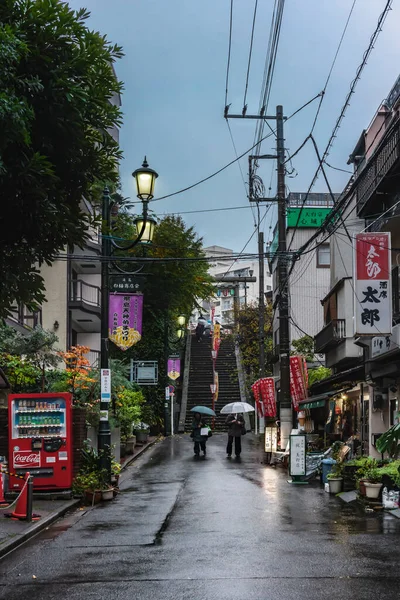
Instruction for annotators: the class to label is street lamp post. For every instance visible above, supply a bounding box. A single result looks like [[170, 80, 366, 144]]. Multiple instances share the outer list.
[[98, 158, 158, 481]]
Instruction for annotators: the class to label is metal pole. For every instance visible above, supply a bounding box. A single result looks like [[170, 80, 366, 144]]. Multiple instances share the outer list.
[[276, 105, 292, 449], [98, 187, 112, 482], [233, 284, 240, 328], [244, 280, 248, 308], [26, 475, 33, 523], [164, 316, 169, 436], [258, 231, 265, 433], [170, 393, 174, 435]]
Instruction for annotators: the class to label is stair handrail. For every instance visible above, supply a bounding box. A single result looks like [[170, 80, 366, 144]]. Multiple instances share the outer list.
[[178, 330, 192, 433]]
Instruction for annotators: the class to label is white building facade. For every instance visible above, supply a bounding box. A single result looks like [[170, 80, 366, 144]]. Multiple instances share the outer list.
[[192, 245, 272, 327]]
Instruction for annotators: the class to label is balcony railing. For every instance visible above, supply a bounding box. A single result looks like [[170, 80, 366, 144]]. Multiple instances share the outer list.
[[357, 119, 400, 215], [315, 319, 346, 353], [70, 280, 101, 308], [85, 349, 100, 368]]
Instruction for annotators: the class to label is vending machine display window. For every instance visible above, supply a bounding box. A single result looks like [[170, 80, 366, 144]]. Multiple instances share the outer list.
[[8, 393, 73, 491], [12, 396, 67, 439]]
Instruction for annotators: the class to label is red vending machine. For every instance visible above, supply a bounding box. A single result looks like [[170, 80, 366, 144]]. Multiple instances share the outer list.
[[8, 393, 73, 491]]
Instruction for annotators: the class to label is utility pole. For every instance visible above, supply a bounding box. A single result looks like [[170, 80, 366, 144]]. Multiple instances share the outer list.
[[258, 230, 265, 433], [226, 105, 292, 444], [276, 105, 292, 449]]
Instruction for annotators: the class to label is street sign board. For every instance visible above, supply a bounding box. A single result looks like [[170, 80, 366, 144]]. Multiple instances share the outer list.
[[131, 361, 158, 385], [289, 434, 306, 476], [110, 275, 143, 293], [101, 369, 111, 402], [165, 386, 170, 400]]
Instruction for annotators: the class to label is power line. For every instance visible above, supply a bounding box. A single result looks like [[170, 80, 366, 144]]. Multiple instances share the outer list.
[[225, 0, 234, 109], [222, 206, 271, 277], [55, 251, 262, 264], [254, 0, 285, 154], [310, 0, 357, 134], [286, 0, 393, 255], [225, 119, 258, 227], [147, 94, 322, 205], [243, 0, 259, 110], [309, 0, 393, 191], [323, 161, 353, 174], [160, 204, 253, 216]]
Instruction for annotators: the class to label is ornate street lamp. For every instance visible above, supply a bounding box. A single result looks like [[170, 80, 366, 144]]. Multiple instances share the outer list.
[[132, 157, 158, 201], [133, 214, 157, 245], [99, 158, 158, 482], [177, 314, 186, 327]]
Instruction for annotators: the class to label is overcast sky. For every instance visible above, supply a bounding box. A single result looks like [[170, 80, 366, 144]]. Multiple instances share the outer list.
[[68, 0, 400, 255]]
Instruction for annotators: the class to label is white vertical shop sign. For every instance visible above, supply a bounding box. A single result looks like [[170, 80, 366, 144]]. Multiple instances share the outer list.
[[289, 435, 306, 476], [265, 427, 278, 452], [354, 232, 392, 336], [101, 369, 111, 402]]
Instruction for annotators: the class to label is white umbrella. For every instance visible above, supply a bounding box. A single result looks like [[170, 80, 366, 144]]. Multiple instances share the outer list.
[[220, 402, 255, 414]]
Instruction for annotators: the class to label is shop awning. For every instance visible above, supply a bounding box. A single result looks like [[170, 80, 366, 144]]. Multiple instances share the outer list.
[[309, 364, 365, 395], [300, 398, 326, 409], [298, 388, 348, 410]]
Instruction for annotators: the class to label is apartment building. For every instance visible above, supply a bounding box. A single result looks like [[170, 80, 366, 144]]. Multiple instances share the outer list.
[[270, 192, 336, 364], [312, 73, 400, 457], [193, 245, 272, 327]]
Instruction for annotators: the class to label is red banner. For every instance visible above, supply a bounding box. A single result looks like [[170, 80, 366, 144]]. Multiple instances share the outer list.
[[251, 380, 263, 417], [259, 377, 277, 418], [290, 356, 307, 411], [354, 232, 391, 336]]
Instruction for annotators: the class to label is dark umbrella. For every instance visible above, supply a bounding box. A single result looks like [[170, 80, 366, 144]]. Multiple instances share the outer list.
[[190, 406, 216, 417]]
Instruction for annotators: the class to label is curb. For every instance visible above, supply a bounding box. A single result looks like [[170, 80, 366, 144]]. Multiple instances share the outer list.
[[120, 435, 162, 472], [0, 498, 80, 560]]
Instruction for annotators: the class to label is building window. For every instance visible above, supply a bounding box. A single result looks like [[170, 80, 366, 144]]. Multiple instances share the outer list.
[[317, 244, 330, 268]]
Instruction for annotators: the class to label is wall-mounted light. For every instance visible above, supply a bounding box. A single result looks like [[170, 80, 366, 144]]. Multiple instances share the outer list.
[[53, 320, 59, 330]]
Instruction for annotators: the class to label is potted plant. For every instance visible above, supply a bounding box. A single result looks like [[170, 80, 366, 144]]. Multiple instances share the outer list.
[[134, 422, 150, 444], [125, 434, 136, 455], [353, 457, 378, 496], [363, 467, 383, 499], [72, 471, 103, 505], [101, 485, 115, 501], [327, 463, 344, 494], [111, 460, 121, 486]]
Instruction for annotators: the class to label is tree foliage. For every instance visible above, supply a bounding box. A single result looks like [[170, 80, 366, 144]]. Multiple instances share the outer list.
[[291, 335, 315, 362], [110, 215, 214, 420], [291, 335, 331, 389], [0, 0, 123, 316], [237, 302, 274, 385], [0, 324, 60, 391]]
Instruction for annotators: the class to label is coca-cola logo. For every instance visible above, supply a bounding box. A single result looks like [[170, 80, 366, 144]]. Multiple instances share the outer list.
[[13, 451, 40, 468]]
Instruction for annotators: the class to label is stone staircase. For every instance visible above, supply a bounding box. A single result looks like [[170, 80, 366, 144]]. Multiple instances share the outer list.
[[185, 335, 242, 432]]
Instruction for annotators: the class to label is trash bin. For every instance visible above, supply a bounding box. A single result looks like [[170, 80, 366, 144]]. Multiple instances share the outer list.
[[321, 458, 336, 484]]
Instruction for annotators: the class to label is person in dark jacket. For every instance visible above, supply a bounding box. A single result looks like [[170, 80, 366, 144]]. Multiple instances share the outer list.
[[195, 322, 205, 342], [192, 412, 208, 457], [225, 413, 245, 458]]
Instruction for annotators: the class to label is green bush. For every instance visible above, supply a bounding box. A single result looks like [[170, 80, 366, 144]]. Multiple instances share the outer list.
[[364, 467, 382, 484]]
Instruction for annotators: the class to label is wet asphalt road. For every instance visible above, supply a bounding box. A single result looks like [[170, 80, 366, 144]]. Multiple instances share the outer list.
[[1, 434, 400, 600]]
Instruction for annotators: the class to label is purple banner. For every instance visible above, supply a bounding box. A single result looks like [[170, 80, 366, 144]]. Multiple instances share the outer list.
[[167, 357, 181, 381], [109, 294, 143, 351]]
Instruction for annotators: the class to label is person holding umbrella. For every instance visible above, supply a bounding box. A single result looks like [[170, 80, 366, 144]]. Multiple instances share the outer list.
[[190, 406, 216, 458], [225, 413, 245, 458], [220, 401, 255, 459], [192, 412, 208, 457]]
